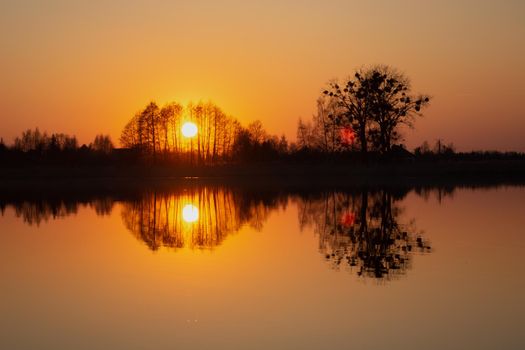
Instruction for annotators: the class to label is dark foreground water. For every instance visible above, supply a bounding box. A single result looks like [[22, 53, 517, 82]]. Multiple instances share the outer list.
[[1, 184, 524, 349]]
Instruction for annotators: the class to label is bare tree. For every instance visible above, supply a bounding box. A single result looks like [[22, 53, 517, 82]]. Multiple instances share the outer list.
[[322, 65, 431, 155], [91, 134, 114, 154]]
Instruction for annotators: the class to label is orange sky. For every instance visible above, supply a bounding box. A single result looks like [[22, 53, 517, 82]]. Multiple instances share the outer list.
[[1, 0, 524, 151]]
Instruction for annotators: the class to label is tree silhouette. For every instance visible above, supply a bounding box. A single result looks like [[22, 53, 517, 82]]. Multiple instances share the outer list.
[[12, 128, 78, 155], [90, 134, 114, 154], [119, 101, 261, 163], [296, 188, 431, 279], [319, 65, 430, 155]]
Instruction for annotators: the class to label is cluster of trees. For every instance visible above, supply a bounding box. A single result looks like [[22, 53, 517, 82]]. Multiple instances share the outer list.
[[120, 101, 238, 160], [414, 139, 456, 156], [13, 128, 78, 153], [0, 128, 114, 163], [120, 101, 290, 163], [6, 128, 114, 154], [298, 65, 430, 156]]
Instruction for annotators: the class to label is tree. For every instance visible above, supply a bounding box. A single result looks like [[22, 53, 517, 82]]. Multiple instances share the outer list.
[[120, 113, 141, 149], [159, 102, 183, 154], [296, 118, 313, 149], [364, 66, 430, 153], [91, 134, 114, 154], [277, 135, 289, 154], [247, 120, 266, 144], [314, 97, 340, 152], [141, 102, 160, 157], [414, 140, 431, 155], [323, 75, 370, 155], [119, 102, 161, 157], [323, 65, 430, 155], [14, 128, 49, 153], [0, 138, 6, 154]]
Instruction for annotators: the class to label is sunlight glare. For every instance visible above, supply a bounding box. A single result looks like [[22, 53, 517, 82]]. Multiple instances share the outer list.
[[181, 122, 198, 138], [182, 204, 199, 223]]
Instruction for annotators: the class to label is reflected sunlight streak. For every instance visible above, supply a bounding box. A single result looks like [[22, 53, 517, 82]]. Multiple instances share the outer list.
[[182, 204, 199, 223]]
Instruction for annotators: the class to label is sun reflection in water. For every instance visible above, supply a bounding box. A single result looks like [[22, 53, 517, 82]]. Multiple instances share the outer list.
[[182, 204, 199, 223]]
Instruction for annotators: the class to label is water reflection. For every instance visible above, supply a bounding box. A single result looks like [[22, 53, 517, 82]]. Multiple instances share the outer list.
[[182, 204, 199, 223], [0, 197, 114, 226], [0, 185, 437, 278], [296, 189, 431, 279], [120, 188, 286, 251]]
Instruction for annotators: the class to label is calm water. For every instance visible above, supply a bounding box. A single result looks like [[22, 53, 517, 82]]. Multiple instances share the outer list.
[[1, 184, 524, 349]]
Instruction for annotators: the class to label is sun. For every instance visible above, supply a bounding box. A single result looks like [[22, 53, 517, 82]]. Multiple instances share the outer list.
[[182, 204, 199, 223], [181, 122, 198, 138]]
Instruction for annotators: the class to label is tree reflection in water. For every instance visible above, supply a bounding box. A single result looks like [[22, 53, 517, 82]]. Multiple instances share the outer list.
[[296, 189, 432, 279], [120, 188, 287, 251], [1, 186, 433, 279], [0, 197, 114, 226]]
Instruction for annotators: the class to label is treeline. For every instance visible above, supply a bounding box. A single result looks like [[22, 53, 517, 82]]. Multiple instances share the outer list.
[[120, 100, 290, 163], [1, 64, 524, 168], [1, 185, 433, 279], [0, 129, 114, 164], [410, 139, 525, 161]]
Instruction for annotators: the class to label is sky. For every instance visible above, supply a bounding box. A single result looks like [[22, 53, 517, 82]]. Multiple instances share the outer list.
[[1, 0, 524, 151]]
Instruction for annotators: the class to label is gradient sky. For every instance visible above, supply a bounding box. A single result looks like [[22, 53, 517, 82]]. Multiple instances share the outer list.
[[1, 0, 524, 151]]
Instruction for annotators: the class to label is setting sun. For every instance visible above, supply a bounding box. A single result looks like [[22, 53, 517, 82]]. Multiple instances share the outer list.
[[181, 122, 198, 138]]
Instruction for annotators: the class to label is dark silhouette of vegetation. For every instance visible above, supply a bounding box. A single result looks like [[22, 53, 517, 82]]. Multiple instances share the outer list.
[[0, 128, 116, 166], [1, 67, 524, 177], [90, 134, 114, 155], [299, 65, 430, 157], [0, 195, 113, 226], [296, 188, 431, 279], [119, 101, 289, 163], [14, 128, 78, 153], [1, 125, 524, 181], [0, 183, 445, 280]]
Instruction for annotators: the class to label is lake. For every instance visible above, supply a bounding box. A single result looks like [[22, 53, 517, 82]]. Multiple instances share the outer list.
[[1, 183, 524, 349]]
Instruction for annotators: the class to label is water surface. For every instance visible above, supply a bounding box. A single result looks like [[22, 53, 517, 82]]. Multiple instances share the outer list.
[[1, 184, 524, 349]]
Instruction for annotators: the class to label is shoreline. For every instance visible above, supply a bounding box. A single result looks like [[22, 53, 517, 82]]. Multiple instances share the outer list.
[[1, 159, 524, 191]]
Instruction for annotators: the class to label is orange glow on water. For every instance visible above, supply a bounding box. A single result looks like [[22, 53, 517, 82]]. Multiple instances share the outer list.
[[1, 186, 524, 348], [182, 204, 199, 223]]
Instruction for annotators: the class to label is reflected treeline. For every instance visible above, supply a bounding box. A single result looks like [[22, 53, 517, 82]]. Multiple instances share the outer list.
[[295, 188, 431, 279], [3, 182, 522, 279], [1, 184, 434, 280], [0, 197, 114, 226], [0, 184, 475, 280], [121, 188, 287, 250]]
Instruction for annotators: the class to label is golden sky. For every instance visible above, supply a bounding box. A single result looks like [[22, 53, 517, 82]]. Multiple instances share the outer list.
[[1, 0, 524, 151]]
